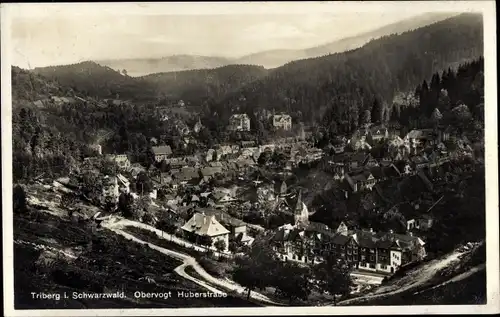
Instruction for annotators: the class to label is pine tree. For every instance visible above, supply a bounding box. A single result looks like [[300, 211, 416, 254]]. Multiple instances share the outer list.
[[371, 98, 382, 124], [389, 105, 400, 123]]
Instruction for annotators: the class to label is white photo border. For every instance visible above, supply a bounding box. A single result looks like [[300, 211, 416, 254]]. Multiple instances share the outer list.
[[2, 1, 498, 316]]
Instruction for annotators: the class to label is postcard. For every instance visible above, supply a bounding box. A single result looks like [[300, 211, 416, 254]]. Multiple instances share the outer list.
[[1, 1, 498, 316]]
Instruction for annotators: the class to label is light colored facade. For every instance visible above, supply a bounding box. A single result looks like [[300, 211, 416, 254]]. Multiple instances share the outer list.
[[273, 114, 292, 131], [152, 146, 173, 162], [345, 171, 377, 192], [229, 114, 251, 132], [102, 176, 119, 203], [106, 154, 131, 169], [116, 173, 130, 194], [181, 213, 230, 252]]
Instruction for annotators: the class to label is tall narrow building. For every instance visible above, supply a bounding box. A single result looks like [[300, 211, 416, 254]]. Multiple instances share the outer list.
[[294, 189, 309, 227]]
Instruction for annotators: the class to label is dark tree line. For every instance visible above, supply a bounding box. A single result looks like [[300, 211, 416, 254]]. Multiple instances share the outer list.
[[394, 57, 484, 131], [231, 237, 351, 305]]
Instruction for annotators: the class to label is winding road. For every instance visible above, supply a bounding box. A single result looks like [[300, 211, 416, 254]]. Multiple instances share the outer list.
[[102, 219, 284, 306]]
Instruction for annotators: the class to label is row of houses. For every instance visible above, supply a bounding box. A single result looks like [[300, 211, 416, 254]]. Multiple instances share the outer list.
[[271, 221, 426, 275]]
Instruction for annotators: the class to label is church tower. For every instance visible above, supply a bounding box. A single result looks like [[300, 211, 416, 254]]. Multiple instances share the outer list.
[[294, 190, 309, 227], [279, 181, 287, 197]]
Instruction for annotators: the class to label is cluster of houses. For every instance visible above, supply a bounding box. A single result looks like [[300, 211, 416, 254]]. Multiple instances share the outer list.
[[260, 123, 475, 274], [79, 113, 478, 283], [323, 123, 475, 196], [263, 177, 429, 276]]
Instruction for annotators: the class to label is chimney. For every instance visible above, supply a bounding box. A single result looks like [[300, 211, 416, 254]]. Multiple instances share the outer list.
[[370, 228, 373, 233], [389, 229, 394, 234]]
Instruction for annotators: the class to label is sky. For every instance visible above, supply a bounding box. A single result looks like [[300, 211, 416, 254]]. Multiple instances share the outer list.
[[6, 2, 477, 69]]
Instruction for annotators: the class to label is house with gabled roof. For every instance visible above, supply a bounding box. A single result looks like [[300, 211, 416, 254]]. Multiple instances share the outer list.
[[229, 113, 251, 132], [369, 125, 389, 141], [152, 145, 173, 162], [349, 152, 371, 170], [273, 114, 292, 131], [345, 169, 377, 192], [181, 212, 230, 251], [106, 154, 131, 169]]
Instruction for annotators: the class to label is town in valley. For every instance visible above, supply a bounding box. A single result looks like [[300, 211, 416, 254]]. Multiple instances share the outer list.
[[9, 8, 487, 310]]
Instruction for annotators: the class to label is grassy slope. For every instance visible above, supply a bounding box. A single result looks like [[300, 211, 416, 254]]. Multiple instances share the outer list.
[[354, 268, 486, 306], [13, 185, 252, 308]]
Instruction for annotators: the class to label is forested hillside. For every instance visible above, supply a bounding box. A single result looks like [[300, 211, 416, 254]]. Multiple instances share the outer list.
[[207, 13, 483, 135], [140, 64, 268, 103], [235, 13, 455, 68], [12, 66, 76, 102], [11, 65, 207, 182], [32, 61, 159, 101], [31, 61, 268, 104]]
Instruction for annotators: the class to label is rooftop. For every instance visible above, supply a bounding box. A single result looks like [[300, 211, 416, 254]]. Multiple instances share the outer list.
[[152, 145, 173, 156], [181, 212, 230, 237]]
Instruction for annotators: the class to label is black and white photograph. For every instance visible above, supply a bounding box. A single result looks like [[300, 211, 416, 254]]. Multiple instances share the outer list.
[[2, 2, 498, 316]]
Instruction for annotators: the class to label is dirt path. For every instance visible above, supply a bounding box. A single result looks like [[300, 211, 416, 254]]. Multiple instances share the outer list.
[[14, 239, 78, 259], [105, 217, 232, 259], [106, 226, 283, 306], [109, 228, 226, 295], [413, 264, 486, 295]]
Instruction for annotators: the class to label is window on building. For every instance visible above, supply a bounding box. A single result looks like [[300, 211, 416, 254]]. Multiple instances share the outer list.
[[361, 255, 366, 261], [361, 248, 366, 251], [347, 250, 352, 255], [370, 249, 375, 253], [353, 249, 358, 254], [381, 265, 387, 269], [369, 263, 376, 269], [341, 245, 345, 249]]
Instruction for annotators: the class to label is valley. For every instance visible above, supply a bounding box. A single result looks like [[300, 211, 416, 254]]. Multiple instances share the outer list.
[[9, 10, 488, 310]]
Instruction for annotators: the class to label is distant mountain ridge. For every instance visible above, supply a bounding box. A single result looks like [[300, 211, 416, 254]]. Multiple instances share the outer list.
[[96, 55, 234, 77], [28, 13, 482, 110], [235, 13, 458, 68], [96, 12, 457, 75]]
